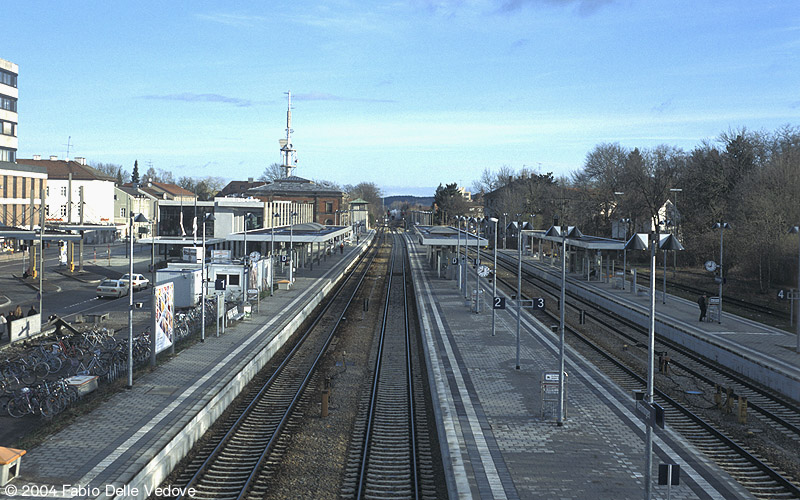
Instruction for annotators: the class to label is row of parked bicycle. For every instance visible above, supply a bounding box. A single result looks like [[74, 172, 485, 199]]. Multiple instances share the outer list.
[[1, 300, 220, 419]]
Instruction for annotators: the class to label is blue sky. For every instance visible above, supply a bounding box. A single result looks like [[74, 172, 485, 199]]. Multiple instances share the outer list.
[[4, 1, 799, 196]]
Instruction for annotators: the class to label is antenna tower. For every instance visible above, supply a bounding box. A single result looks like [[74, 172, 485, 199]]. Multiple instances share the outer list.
[[279, 91, 297, 178], [64, 136, 72, 161]]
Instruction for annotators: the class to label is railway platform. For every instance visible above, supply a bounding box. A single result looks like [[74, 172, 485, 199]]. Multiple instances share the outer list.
[[7, 235, 372, 499], [517, 251, 800, 402], [407, 236, 755, 500]]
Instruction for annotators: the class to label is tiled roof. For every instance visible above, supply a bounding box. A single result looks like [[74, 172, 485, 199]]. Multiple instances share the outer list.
[[218, 180, 267, 197], [248, 176, 343, 196], [17, 159, 115, 181]]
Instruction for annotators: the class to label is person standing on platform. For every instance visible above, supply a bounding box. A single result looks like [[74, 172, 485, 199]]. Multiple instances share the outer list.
[[698, 294, 707, 322], [0, 312, 6, 341]]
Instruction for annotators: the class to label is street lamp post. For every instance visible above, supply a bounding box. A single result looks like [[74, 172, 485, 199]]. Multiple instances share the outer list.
[[289, 211, 297, 283], [620, 218, 631, 290], [454, 216, 462, 291], [128, 213, 148, 389], [712, 222, 731, 324], [661, 220, 673, 304], [271, 212, 280, 297], [669, 188, 682, 275], [502, 213, 508, 250], [789, 226, 800, 353], [200, 213, 215, 342], [241, 213, 253, 309], [624, 227, 683, 500], [490, 217, 498, 336]]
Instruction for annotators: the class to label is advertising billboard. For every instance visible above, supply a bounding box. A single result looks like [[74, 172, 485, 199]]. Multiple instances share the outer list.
[[154, 282, 174, 354]]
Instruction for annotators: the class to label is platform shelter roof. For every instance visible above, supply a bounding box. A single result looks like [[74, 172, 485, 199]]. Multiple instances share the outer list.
[[414, 225, 488, 247]]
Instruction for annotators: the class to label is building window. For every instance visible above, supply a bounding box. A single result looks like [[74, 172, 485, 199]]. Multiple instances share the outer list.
[[0, 95, 16, 112], [120, 207, 127, 218], [60, 205, 67, 217], [0, 148, 14, 162], [46, 186, 49, 197], [326, 202, 333, 213], [60, 186, 67, 196], [0, 70, 16, 88], [0, 120, 14, 136]]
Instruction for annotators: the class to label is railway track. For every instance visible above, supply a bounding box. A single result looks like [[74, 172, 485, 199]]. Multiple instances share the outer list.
[[341, 230, 438, 499], [164, 238, 381, 500], [477, 248, 800, 499]]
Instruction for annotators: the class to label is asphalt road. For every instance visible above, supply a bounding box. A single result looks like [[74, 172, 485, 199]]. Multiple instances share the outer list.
[[0, 242, 156, 337]]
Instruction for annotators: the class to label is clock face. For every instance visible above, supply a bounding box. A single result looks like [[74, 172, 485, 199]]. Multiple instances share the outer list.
[[250, 251, 262, 261], [477, 265, 491, 277], [704, 260, 717, 272]]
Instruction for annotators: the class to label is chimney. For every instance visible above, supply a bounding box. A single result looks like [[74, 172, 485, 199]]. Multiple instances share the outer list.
[[75, 157, 86, 165], [248, 177, 254, 183], [49, 155, 58, 161], [33, 154, 41, 160]]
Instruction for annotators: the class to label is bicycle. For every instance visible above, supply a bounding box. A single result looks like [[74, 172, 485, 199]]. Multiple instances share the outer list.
[[6, 386, 53, 418]]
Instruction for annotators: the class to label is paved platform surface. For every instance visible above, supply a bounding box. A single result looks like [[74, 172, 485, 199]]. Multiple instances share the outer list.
[[9, 236, 369, 499], [519, 251, 800, 401], [408, 236, 755, 500]]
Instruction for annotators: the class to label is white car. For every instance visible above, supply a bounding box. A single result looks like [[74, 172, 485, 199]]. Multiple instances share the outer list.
[[120, 273, 150, 291], [96, 279, 128, 299]]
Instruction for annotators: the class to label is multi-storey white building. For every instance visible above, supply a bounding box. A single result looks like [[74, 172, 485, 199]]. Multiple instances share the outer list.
[[0, 58, 18, 163]]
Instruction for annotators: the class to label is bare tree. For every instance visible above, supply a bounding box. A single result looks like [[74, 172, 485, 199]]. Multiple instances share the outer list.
[[260, 162, 283, 182]]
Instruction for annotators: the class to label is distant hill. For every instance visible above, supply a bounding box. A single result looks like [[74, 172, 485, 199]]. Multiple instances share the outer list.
[[384, 195, 434, 209]]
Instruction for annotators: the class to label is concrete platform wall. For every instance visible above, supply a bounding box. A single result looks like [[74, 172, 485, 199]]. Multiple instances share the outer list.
[[119, 237, 371, 500], [520, 258, 800, 402]]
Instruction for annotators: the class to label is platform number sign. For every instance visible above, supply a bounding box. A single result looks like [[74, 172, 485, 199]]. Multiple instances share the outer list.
[[452, 257, 458, 265], [532, 297, 545, 310], [493, 297, 506, 310], [778, 289, 786, 301], [777, 289, 796, 301]]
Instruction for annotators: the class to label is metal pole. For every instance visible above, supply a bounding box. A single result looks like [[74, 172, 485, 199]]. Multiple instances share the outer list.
[[201, 219, 206, 342], [474, 219, 479, 311], [662, 249, 667, 304], [289, 212, 295, 283], [516, 231, 522, 370], [558, 228, 566, 425], [456, 217, 461, 291], [492, 219, 498, 336], [38, 201, 44, 315], [127, 215, 134, 388], [644, 231, 657, 500], [718, 224, 724, 324], [796, 230, 800, 353], [270, 217, 275, 297], [242, 215, 248, 309]]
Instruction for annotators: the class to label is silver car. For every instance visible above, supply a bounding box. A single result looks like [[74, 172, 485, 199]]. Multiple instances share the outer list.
[[96, 279, 128, 298]]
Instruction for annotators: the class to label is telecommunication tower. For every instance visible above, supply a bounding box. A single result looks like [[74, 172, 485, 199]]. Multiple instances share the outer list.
[[279, 91, 297, 178]]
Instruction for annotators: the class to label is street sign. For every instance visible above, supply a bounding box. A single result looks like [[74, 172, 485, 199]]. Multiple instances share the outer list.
[[214, 279, 226, 291], [532, 297, 545, 310], [493, 297, 506, 309]]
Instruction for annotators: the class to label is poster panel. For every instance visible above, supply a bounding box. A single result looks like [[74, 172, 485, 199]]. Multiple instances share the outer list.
[[154, 282, 174, 354]]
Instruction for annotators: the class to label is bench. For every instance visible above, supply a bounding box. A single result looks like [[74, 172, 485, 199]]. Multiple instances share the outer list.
[[277, 279, 292, 290]]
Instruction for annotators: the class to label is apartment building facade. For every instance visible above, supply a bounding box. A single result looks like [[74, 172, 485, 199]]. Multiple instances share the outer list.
[[0, 58, 18, 163]]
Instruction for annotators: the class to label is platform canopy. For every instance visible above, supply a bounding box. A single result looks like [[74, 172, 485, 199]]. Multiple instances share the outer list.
[[415, 225, 488, 247]]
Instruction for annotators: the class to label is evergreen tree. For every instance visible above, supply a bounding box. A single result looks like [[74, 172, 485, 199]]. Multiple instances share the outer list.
[[131, 160, 140, 184]]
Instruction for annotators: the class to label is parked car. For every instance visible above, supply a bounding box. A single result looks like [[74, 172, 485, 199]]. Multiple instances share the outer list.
[[120, 273, 150, 291], [96, 279, 128, 299]]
